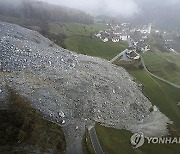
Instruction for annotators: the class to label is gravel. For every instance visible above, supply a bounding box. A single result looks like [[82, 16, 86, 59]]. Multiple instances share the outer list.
[[0, 21, 171, 153]]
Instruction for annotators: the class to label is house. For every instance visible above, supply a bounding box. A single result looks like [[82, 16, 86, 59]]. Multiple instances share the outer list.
[[95, 22, 132, 43], [142, 35, 148, 39], [140, 24, 152, 34], [143, 45, 150, 52], [102, 37, 108, 42], [169, 48, 175, 52], [121, 23, 129, 27], [137, 43, 150, 52], [140, 29, 148, 34], [113, 31, 121, 35], [116, 25, 120, 28], [106, 33, 118, 43], [61, 120, 66, 124], [95, 33, 101, 38], [120, 35, 130, 41], [133, 41, 138, 46], [126, 50, 140, 60], [113, 28, 122, 35], [112, 37, 120, 43]]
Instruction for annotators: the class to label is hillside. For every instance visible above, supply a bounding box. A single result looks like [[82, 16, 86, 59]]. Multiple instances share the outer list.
[[0, 0, 93, 24], [0, 15, 127, 61], [142, 49, 180, 85], [0, 88, 66, 153], [0, 22, 171, 153]]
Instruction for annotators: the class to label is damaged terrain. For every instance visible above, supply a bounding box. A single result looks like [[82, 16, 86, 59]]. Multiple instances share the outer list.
[[0, 21, 171, 153]]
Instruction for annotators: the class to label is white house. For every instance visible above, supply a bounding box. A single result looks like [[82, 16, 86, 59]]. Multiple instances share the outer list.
[[133, 41, 138, 46], [142, 35, 148, 39], [112, 37, 120, 43], [113, 31, 121, 35], [102, 37, 108, 42], [95, 33, 101, 38], [134, 55, 140, 60], [137, 43, 150, 52], [61, 120, 66, 124], [116, 25, 120, 28], [140, 30, 148, 34], [120, 35, 130, 41]]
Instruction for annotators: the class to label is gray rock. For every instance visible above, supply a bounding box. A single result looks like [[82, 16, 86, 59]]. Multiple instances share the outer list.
[[0, 21, 171, 153]]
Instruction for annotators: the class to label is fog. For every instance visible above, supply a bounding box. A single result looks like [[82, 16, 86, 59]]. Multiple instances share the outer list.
[[1, 0, 180, 28], [40, 0, 139, 17], [2, 0, 180, 18], [40, 0, 180, 18]]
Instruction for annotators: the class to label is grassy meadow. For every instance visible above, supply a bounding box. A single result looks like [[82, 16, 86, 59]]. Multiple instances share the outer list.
[[65, 36, 127, 60], [64, 23, 127, 60], [95, 124, 180, 154], [142, 51, 180, 85], [129, 70, 180, 126]]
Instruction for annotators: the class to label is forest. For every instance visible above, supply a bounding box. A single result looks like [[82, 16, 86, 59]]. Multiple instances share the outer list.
[[0, 0, 94, 24]]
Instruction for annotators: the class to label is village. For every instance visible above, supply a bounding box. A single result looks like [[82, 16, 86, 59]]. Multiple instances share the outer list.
[[95, 22, 152, 60]]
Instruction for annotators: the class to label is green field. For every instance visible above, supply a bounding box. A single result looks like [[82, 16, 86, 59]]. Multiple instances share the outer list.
[[142, 51, 180, 85], [65, 23, 107, 36], [129, 70, 180, 126], [95, 124, 180, 154], [93, 70, 180, 154], [65, 36, 127, 60], [48, 22, 127, 60], [48, 22, 107, 37], [64, 23, 127, 60]]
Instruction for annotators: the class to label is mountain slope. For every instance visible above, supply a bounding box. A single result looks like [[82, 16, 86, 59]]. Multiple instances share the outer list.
[[0, 0, 93, 24], [0, 21, 170, 153]]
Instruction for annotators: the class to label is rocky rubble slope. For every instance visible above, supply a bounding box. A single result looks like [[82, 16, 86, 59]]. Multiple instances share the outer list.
[[0, 21, 170, 153], [0, 88, 66, 153]]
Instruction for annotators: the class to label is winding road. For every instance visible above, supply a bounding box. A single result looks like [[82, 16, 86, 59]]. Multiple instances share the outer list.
[[88, 126, 104, 154], [110, 49, 128, 63], [140, 56, 180, 89], [111, 38, 180, 89]]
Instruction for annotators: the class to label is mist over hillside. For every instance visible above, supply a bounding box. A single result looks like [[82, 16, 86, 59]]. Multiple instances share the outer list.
[[1, 0, 180, 29], [130, 0, 180, 29], [0, 0, 93, 24], [40, 0, 180, 29]]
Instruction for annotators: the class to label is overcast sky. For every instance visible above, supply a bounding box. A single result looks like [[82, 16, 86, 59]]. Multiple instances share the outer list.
[[40, 0, 180, 17], [40, 0, 138, 17]]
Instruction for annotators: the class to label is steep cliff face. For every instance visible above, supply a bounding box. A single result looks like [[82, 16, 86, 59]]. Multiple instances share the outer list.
[[0, 21, 170, 153]]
